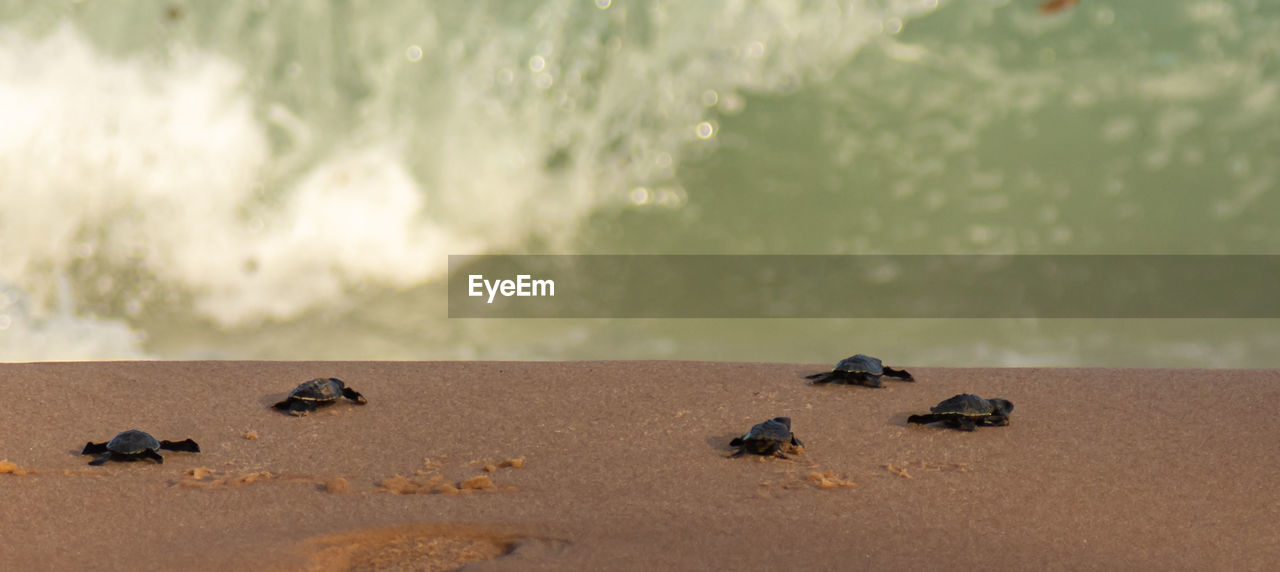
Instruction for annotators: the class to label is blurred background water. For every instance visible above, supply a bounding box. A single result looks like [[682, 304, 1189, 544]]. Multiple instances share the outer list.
[[2, 0, 1278, 366]]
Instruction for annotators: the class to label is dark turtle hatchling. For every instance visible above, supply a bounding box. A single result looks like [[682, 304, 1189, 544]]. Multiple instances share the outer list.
[[907, 394, 1013, 431], [81, 429, 200, 465], [729, 416, 804, 458], [806, 354, 914, 387], [273, 377, 367, 415]]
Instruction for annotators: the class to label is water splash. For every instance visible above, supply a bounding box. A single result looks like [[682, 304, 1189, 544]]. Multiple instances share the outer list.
[[1, 1, 936, 337]]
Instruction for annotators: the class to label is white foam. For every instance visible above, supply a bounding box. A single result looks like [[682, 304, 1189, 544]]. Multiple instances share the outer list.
[[0, 279, 148, 361], [0, 27, 463, 324]]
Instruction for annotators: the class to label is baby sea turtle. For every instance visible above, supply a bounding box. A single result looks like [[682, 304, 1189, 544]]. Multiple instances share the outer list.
[[907, 394, 1013, 431], [729, 417, 804, 458], [273, 377, 367, 416], [806, 354, 914, 387], [81, 429, 200, 465]]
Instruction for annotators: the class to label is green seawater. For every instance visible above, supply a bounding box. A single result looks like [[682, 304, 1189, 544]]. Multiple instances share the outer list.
[[1, 1, 1277, 366]]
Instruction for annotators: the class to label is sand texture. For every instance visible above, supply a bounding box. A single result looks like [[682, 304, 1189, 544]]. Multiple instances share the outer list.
[[1, 361, 1277, 571]]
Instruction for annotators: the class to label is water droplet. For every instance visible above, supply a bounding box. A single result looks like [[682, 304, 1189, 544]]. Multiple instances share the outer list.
[[700, 89, 719, 107], [695, 121, 715, 139], [630, 187, 650, 205]]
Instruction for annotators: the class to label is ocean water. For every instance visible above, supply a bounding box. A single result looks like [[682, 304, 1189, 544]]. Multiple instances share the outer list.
[[1, 0, 1278, 366]]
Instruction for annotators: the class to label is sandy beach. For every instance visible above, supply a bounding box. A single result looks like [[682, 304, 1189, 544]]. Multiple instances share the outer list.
[[2, 361, 1277, 571]]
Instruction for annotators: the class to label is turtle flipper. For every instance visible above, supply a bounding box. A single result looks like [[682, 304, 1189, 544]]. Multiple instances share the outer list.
[[88, 453, 112, 466], [82, 441, 109, 455], [982, 415, 1010, 427], [954, 418, 978, 432], [882, 367, 914, 381], [160, 439, 201, 453], [274, 398, 315, 416], [770, 443, 790, 459], [341, 387, 367, 404], [907, 414, 943, 425], [805, 372, 836, 384], [141, 449, 165, 464]]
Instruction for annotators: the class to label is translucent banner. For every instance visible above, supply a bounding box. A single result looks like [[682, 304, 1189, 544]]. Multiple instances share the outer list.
[[448, 255, 1280, 318]]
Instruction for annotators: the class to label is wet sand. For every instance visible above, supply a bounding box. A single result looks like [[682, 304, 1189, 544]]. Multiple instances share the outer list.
[[1, 361, 1277, 570]]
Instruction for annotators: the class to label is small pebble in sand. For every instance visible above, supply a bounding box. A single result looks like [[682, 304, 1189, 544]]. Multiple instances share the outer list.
[[379, 475, 416, 494], [325, 477, 352, 494], [885, 464, 912, 479], [379, 471, 510, 496], [806, 471, 857, 489], [244, 431, 259, 440], [224, 472, 271, 487], [460, 475, 495, 490], [186, 467, 214, 480], [0, 459, 27, 475], [483, 457, 525, 472], [497, 457, 525, 469]]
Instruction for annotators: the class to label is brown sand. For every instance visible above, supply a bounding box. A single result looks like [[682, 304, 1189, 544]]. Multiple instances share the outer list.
[[1, 361, 1277, 571]]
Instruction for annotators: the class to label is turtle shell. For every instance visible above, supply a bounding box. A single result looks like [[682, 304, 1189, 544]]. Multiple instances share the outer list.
[[106, 429, 161, 454], [731, 416, 804, 456], [741, 417, 793, 443], [833, 354, 884, 375], [931, 394, 1013, 417], [288, 378, 346, 402]]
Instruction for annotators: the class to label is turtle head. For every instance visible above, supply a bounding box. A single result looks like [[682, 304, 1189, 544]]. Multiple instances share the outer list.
[[769, 416, 792, 429], [989, 398, 1013, 416]]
